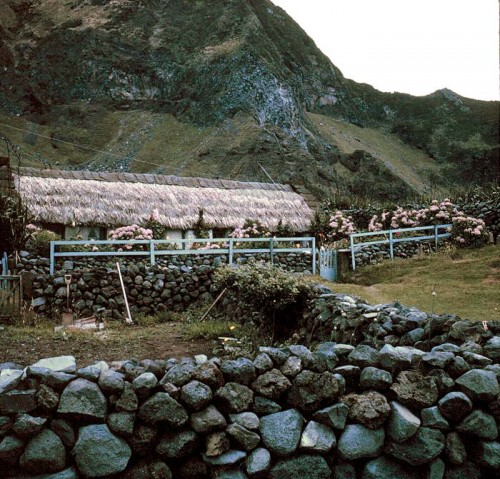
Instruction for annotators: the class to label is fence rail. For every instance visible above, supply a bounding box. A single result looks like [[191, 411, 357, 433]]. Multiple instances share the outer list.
[[50, 237, 316, 275], [349, 224, 452, 271]]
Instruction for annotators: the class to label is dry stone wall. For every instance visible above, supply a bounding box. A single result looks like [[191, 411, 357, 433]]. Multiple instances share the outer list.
[[14, 253, 313, 319], [0, 322, 499, 478]]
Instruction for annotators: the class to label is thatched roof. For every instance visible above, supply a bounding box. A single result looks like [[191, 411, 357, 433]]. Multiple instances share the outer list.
[[11, 167, 314, 231]]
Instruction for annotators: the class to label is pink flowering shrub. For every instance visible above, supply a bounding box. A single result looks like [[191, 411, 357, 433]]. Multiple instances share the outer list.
[[230, 220, 271, 239], [326, 211, 356, 242], [368, 199, 463, 232], [415, 199, 461, 225], [451, 215, 489, 248], [109, 225, 153, 250]]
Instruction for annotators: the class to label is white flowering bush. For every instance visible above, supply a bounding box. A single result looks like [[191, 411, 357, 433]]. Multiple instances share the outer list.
[[326, 211, 356, 242], [451, 215, 489, 248], [109, 224, 153, 250]]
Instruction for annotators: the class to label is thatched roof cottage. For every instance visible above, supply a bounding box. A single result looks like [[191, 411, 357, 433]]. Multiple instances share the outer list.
[[1, 166, 316, 240]]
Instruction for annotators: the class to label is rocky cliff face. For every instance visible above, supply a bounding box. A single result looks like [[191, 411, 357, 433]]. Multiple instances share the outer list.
[[0, 0, 498, 200]]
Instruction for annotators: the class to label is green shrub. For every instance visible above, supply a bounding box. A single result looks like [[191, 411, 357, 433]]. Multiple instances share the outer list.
[[27, 229, 61, 257], [214, 263, 314, 341]]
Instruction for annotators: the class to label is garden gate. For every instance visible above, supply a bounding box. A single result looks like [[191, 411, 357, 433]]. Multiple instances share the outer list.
[[319, 248, 337, 282], [1, 252, 22, 321]]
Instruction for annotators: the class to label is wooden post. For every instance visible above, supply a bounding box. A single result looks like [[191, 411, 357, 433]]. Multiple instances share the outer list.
[[199, 288, 227, 322], [337, 249, 350, 281], [116, 262, 133, 324]]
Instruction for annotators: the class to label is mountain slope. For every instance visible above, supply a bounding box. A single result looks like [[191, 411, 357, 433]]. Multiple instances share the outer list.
[[0, 0, 498, 201]]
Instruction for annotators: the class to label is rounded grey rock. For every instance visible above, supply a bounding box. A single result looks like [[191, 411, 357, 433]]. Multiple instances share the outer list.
[[20, 428, 66, 474], [181, 380, 213, 411], [385, 427, 445, 466], [73, 424, 131, 478], [360, 367, 392, 390], [386, 401, 420, 443], [260, 409, 303, 457], [246, 447, 271, 477], [337, 424, 385, 460], [58, 378, 107, 421], [456, 369, 500, 401]]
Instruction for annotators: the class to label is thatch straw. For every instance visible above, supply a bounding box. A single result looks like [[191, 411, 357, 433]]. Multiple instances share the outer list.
[[13, 169, 314, 232]]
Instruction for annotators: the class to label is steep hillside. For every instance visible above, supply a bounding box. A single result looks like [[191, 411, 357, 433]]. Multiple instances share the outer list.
[[0, 0, 498, 201]]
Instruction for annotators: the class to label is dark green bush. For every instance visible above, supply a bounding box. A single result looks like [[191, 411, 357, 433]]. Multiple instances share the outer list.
[[214, 262, 314, 340], [27, 229, 61, 257]]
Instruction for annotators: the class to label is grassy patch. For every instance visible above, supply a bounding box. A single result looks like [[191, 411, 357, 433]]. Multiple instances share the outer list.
[[307, 112, 447, 196], [183, 320, 238, 340], [320, 245, 499, 321]]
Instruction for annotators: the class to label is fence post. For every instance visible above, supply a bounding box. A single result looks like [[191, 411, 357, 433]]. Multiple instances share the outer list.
[[2, 252, 7, 275], [150, 240, 155, 266], [389, 231, 394, 260], [229, 238, 234, 266], [350, 235, 356, 271], [50, 241, 55, 275], [270, 238, 274, 265], [312, 237, 316, 275], [434, 224, 439, 251]]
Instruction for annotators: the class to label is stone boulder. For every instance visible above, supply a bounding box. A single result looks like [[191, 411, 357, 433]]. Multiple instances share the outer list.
[[216, 382, 254, 413], [390, 371, 438, 409], [342, 391, 391, 429], [437, 392, 473, 422], [269, 455, 330, 479], [455, 369, 500, 401], [337, 424, 385, 460], [58, 379, 107, 421], [260, 409, 303, 457], [251, 369, 292, 400], [286, 371, 345, 413], [138, 392, 188, 427], [72, 424, 131, 477], [299, 420, 336, 453], [363, 456, 419, 479], [385, 427, 445, 466], [386, 402, 420, 443], [19, 428, 66, 474]]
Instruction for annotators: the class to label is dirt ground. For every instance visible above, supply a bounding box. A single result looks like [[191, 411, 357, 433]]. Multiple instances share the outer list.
[[0, 322, 215, 368]]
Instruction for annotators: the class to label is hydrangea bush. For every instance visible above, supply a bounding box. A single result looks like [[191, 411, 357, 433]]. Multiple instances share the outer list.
[[368, 199, 463, 232], [451, 215, 489, 248], [230, 219, 271, 239], [326, 211, 356, 242], [109, 225, 153, 250], [415, 199, 461, 225]]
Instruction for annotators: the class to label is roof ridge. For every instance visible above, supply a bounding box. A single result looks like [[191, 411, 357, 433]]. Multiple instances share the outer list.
[[14, 166, 293, 191]]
